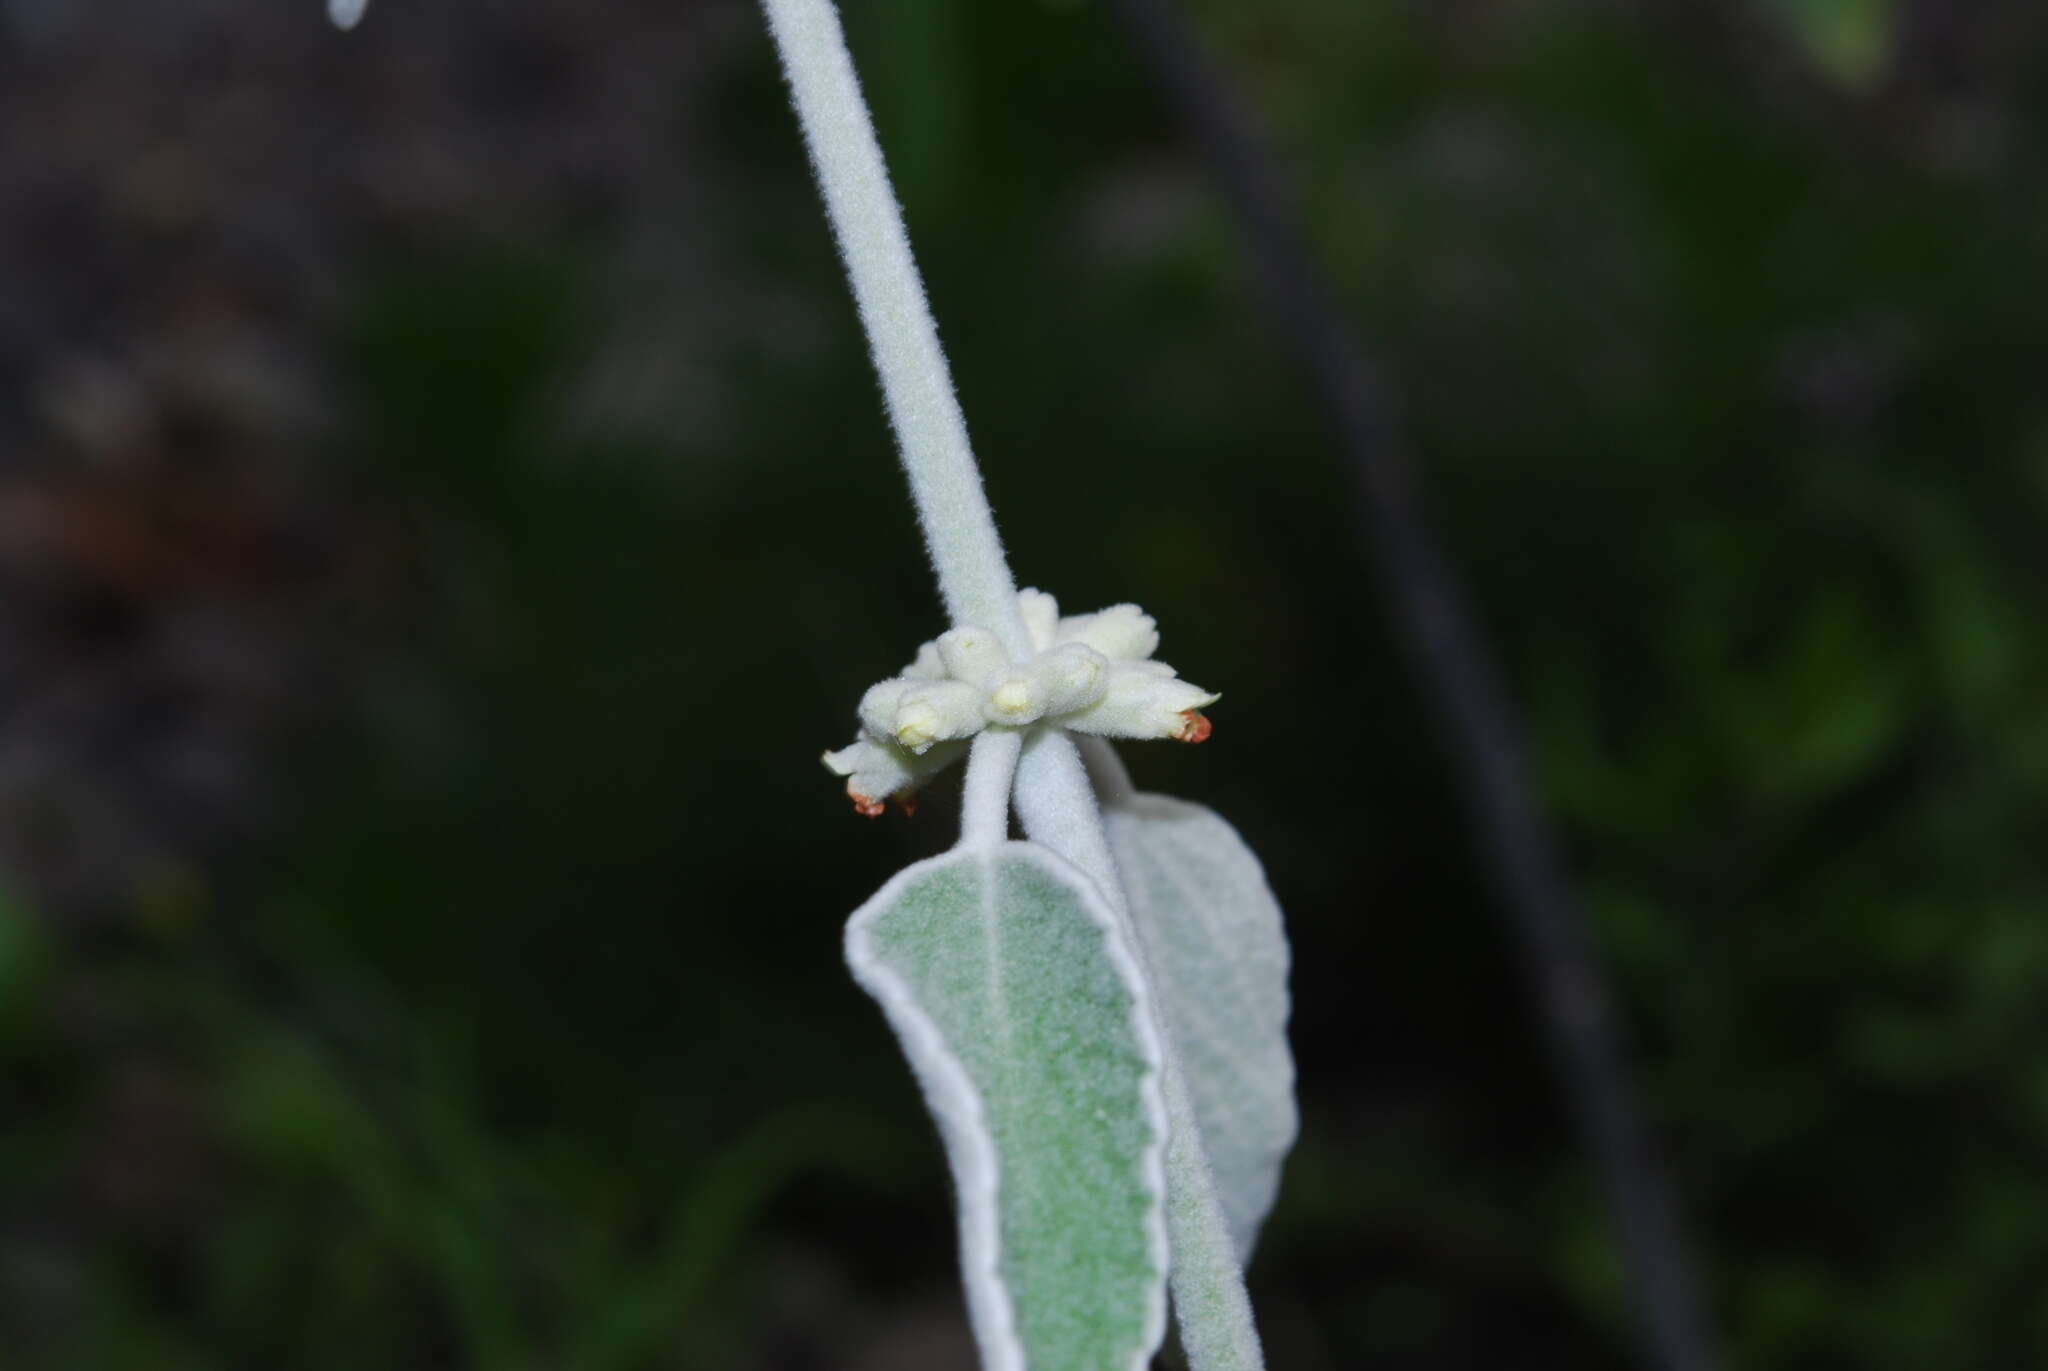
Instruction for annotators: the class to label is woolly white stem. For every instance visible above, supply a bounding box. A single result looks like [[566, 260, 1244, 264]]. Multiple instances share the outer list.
[[766, 1, 1261, 1359], [1078, 734, 1138, 807], [759, 0, 1030, 657], [1016, 732, 1267, 1370], [959, 730, 1023, 851]]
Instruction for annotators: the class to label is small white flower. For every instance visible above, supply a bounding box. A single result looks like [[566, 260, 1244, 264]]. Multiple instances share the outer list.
[[823, 589, 1219, 814]]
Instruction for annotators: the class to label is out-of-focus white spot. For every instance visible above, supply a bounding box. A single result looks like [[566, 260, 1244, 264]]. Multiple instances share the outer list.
[[328, 0, 368, 30]]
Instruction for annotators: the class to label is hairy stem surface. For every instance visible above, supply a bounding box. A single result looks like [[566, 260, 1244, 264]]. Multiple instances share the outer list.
[[764, 3, 1268, 1363], [759, 0, 1029, 655], [960, 731, 1024, 850], [1016, 732, 1265, 1370]]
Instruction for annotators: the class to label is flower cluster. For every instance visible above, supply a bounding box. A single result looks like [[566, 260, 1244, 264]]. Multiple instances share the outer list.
[[823, 589, 1218, 815]]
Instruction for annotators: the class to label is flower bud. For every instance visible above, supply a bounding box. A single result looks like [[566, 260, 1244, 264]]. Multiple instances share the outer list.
[[1039, 642, 1111, 716], [858, 678, 914, 741], [826, 592, 1219, 815], [1017, 588, 1061, 652], [902, 640, 949, 681], [937, 625, 1007, 686], [822, 737, 913, 814], [1064, 664, 1220, 741], [823, 735, 966, 812], [982, 671, 1047, 725], [893, 680, 982, 753]]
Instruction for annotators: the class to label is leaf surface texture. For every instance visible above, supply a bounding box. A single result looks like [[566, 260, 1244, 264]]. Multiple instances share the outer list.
[[847, 842, 1168, 1370]]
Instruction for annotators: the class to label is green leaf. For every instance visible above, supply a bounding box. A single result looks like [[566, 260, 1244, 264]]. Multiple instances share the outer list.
[[846, 842, 1169, 1371], [1103, 793, 1296, 1262]]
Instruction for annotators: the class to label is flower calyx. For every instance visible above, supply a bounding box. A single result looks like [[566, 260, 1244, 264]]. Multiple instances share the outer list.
[[822, 588, 1219, 815]]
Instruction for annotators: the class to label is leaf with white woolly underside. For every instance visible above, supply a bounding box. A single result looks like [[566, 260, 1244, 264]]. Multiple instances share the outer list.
[[1104, 793, 1297, 1263], [846, 843, 1169, 1371]]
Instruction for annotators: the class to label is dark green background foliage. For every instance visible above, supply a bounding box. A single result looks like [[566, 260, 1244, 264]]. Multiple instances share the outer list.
[[1, 0, 2044, 1367]]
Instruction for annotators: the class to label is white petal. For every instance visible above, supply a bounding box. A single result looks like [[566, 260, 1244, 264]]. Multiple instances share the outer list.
[[1120, 660, 1178, 680], [1057, 604, 1159, 663]]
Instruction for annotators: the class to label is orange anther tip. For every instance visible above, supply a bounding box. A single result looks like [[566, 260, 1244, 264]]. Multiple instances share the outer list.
[[850, 793, 887, 818], [1175, 711, 1213, 744]]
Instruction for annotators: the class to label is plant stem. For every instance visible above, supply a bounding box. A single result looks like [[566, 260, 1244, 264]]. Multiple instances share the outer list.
[[1016, 731, 1266, 1371], [959, 731, 1023, 850], [759, 0, 1030, 657], [764, 3, 1267, 1362], [1104, 3, 1717, 1368]]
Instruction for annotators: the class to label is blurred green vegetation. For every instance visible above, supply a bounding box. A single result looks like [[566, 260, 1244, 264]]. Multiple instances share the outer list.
[[4, 1, 2046, 1368]]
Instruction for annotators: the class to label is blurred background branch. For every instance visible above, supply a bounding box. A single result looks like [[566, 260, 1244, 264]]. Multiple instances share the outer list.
[[1104, 2, 1715, 1368]]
